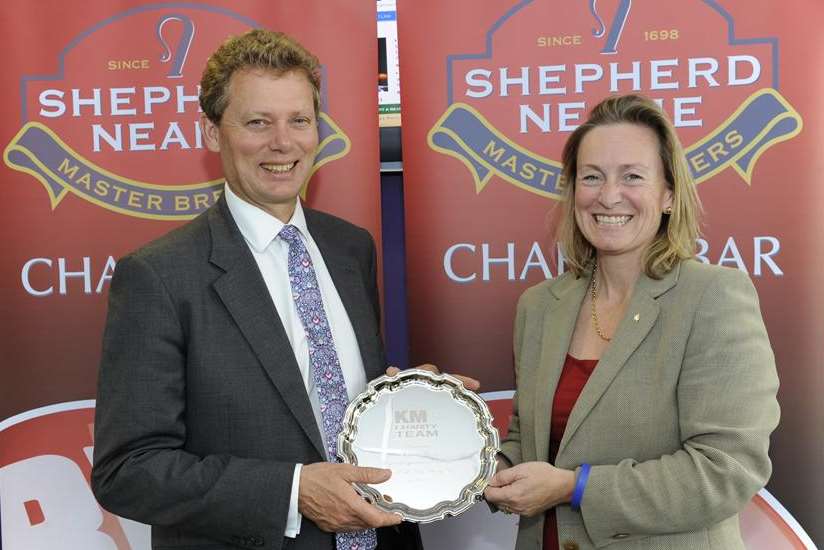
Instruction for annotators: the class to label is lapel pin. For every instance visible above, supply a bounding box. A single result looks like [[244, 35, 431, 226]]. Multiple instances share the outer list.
[[633, 313, 640, 322]]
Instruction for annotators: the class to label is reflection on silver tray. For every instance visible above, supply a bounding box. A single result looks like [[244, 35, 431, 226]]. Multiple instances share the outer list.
[[338, 368, 500, 523]]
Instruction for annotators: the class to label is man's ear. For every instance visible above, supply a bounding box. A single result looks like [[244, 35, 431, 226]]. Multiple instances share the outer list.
[[201, 114, 221, 153]]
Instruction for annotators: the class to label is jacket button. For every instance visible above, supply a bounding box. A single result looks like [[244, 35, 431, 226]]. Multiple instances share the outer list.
[[562, 541, 579, 550], [612, 533, 630, 539]]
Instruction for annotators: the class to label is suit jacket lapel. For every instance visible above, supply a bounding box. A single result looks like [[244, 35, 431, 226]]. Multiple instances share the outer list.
[[207, 197, 326, 459], [533, 274, 589, 463], [557, 264, 681, 458], [306, 210, 384, 382]]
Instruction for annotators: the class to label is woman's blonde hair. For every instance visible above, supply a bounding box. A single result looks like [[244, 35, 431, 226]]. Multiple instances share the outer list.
[[557, 94, 702, 278]]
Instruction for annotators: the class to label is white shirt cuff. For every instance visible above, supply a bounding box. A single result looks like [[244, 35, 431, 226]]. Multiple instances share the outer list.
[[284, 464, 303, 538]]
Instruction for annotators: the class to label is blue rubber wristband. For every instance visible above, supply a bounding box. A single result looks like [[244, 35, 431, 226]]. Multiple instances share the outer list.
[[570, 463, 591, 511]]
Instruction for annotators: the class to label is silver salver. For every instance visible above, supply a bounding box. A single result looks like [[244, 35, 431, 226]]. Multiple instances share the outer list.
[[338, 368, 500, 523]]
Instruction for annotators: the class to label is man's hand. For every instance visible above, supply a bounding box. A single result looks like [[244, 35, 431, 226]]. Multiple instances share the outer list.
[[483, 461, 575, 517], [385, 363, 481, 392], [298, 463, 402, 532]]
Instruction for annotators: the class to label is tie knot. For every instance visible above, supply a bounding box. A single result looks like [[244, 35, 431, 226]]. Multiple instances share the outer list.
[[279, 224, 301, 244]]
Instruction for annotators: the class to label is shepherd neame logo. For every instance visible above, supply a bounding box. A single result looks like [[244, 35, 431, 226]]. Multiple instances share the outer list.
[[428, 0, 801, 199], [4, 5, 349, 220]]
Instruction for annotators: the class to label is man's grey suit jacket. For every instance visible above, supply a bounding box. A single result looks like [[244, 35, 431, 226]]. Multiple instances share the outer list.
[[92, 195, 421, 550]]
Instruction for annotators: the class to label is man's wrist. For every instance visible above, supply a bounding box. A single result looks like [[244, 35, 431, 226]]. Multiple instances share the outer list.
[[285, 464, 303, 538]]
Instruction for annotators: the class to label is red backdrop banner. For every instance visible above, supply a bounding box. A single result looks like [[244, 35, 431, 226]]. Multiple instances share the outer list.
[[0, 3, 379, 547], [399, 0, 822, 544], [0, 0, 380, 421]]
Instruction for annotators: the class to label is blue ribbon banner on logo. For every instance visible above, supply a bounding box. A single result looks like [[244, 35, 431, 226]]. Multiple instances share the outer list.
[[429, 88, 801, 198], [4, 114, 350, 219]]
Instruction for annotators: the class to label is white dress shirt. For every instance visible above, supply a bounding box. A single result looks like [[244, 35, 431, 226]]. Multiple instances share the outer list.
[[224, 184, 368, 537]]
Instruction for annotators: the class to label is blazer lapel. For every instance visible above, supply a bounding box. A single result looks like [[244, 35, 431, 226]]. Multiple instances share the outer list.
[[307, 211, 384, 382], [207, 198, 326, 459], [533, 274, 589, 463], [556, 264, 681, 458]]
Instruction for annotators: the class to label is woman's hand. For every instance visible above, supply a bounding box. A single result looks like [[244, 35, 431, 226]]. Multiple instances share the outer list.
[[484, 462, 576, 517]]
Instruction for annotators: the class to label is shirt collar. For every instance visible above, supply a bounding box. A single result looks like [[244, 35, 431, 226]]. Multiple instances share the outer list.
[[223, 183, 310, 252]]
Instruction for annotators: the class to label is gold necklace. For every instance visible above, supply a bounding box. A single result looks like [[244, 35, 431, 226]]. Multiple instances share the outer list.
[[590, 262, 612, 342]]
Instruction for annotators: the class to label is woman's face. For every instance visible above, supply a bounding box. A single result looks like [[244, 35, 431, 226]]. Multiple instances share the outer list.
[[573, 123, 673, 263]]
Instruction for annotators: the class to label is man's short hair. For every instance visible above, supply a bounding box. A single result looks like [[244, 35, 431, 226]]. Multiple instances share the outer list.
[[200, 29, 321, 123]]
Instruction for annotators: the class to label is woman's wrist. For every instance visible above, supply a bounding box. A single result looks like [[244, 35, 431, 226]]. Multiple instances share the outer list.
[[570, 463, 591, 510], [561, 468, 577, 503]]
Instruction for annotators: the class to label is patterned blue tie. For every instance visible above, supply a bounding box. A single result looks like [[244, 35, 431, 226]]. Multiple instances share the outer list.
[[279, 224, 378, 550]]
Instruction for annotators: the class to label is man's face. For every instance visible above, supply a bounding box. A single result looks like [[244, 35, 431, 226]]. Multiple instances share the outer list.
[[203, 68, 319, 222]]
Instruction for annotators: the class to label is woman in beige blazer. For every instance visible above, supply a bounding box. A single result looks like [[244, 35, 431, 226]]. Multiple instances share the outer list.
[[484, 95, 780, 550]]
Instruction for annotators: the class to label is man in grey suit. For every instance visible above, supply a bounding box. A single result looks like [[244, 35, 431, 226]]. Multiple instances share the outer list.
[[92, 30, 424, 550]]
